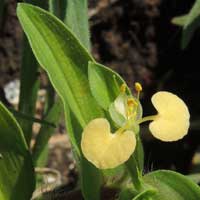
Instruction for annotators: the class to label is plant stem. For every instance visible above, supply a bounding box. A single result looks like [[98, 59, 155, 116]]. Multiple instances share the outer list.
[[125, 155, 143, 191]]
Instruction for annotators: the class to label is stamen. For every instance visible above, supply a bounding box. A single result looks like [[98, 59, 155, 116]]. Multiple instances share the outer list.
[[135, 82, 142, 99], [127, 98, 138, 118], [127, 98, 138, 107], [120, 83, 126, 93], [135, 82, 142, 92]]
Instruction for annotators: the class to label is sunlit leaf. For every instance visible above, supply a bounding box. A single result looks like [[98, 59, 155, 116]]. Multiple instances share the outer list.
[[17, 3, 103, 128], [17, 4, 103, 199]]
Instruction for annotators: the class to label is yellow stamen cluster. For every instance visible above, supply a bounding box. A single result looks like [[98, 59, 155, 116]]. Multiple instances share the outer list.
[[127, 98, 138, 118], [127, 98, 138, 107]]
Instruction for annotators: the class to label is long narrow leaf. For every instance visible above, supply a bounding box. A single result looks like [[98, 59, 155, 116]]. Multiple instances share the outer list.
[[17, 3, 103, 128], [17, 4, 103, 200], [0, 102, 35, 200], [49, 0, 67, 21], [19, 0, 49, 144], [64, 0, 90, 50], [65, 104, 102, 199]]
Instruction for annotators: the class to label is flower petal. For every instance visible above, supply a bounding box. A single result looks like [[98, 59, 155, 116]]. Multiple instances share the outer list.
[[149, 91, 190, 141], [81, 118, 136, 169]]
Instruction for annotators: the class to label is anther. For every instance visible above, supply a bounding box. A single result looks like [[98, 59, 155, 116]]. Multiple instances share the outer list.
[[135, 82, 142, 93], [120, 83, 126, 93], [127, 98, 138, 118], [127, 98, 138, 107]]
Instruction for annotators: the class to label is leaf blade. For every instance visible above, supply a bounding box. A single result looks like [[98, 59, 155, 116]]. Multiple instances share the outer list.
[[17, 4, 103, 200], [0, 102, 35, 200], [64, 0, 90, 50], [144, 170, 200, 200], [17, 3, 103, 128]]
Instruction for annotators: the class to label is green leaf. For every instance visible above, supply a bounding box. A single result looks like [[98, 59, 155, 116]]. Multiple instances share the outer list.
[[65, 103, 82, 155], [18, 34, 39, 144], [17, 3, 103, 128], [32, 98, 63, 166], [65, 104, 102, 200], [182, 0, 200, 49], [125, 156, 143, 191], [172, 0, 200, 48], [80, 157, 102, 200], [88, 61, 128, 110], [49, 0, 67, 21], [17, 4, 103, 200], [134, 134, 144, 173], [64, 0, 90, 50], [172, 15, 188, 26], [0, 102, 35, 200], [19, 0, 48, 145], [118, 186, 156, 200], [49, 0, 90, 49], [132, 188, 157, 200], [144, 170, 200, 200], [24, 0, 48, 8]]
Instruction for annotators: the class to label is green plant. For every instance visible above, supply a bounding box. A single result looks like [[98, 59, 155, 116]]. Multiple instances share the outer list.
[[0, 1, 200, 200]]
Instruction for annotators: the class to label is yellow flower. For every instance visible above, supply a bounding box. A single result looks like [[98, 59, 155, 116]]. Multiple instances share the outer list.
[[81, 82, 190, 169], [81, 118, 136, 169], [149, 91, 190, 142]]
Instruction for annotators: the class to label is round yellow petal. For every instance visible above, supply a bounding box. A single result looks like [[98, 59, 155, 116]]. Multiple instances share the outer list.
[[149, 91, 190, 142], [81, 118, 136, 169]]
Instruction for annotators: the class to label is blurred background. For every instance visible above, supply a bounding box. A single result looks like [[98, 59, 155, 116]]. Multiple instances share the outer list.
[[0, 0, 200, 187]]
